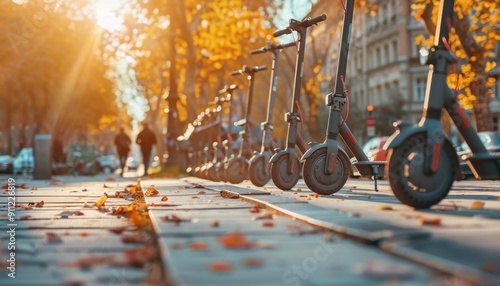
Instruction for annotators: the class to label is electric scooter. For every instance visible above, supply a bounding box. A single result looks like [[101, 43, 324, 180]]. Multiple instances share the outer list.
[[247, 41, 296, 187], [301, 0, 385, 195], [384, 0, 500, 209], [224, 65, 267, 184], [270, 14, 326, 190], [207, 85, 237, 181], [215, 85, 238, 182]]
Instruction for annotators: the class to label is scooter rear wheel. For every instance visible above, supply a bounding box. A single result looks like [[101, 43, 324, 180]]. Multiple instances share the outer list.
[[225, 158, 247, 184], [249, 157, 270, 187], [302, 148, 350, 195], [271, 154, 300, 190], [386, 133, 455, 208]]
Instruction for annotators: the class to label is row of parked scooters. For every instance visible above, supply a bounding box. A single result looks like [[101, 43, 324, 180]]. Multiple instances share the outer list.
[[181, 1, 384, 195], [180, 0, 500, 209]]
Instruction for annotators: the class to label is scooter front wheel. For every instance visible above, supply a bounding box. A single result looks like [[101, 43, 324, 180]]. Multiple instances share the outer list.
[[271, 154, 300, 190], [386, 133, 455, 208], [225, 158, 247, 184], [302, 148, 350, 195], [249, 157, 270, 187]]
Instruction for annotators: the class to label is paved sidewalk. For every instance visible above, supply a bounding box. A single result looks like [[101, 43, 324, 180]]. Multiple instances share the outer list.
[[0, 174, 165, 286]]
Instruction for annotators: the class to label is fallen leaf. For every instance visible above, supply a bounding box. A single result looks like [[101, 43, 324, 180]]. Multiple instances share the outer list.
[[31, 187, 38, 190], [419, 216, 441, 226], [108, 226, 127, 235], [103, 184, 111, 188], [161, 196, 168, 202], [306, 195, 312, 200], [45, 232, 63, 243], [57, 211, 84, 217], [0, 214, 6, 218], [470, 201, 485, 209], [18, 184, 28, 189], [171, 242, 185, 249], [314, 194, 320, 198], [49, 179, 63, 185], [19, 215, 32, 220], [145, 187, 159, 196], [162, 214, 189, 225], [191, 183, 204, 188], [121, 234, 144, 244], [113, 206, 124, 215], [261, 220, 275, 227], [129, 209, 142, 227], [249, 205, 260, 213], [191, 195, 199, 199], [243, 257, 263, 268], [95, 194, 108, 209], [0, 184, 8, 189], [197, 190, 206, 195], [80, 232, 88, 237], [36, 200, 44, 207], [218, 231, 253, 249], [106, 177, 115, 182], [376, 205, 394, 211], [208, 261, 232, 273], [189, 241, 209, 251], [252, 213, 275, 221], [211, 220, 219, 227]]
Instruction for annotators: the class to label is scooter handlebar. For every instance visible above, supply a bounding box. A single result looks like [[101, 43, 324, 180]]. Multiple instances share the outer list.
[[273, 28, 292, 37], [274, 14, 326, 37], [250, 41, 296, 55], [250, 48, 265, 55], [277, 41, 297, 50], [230, 70, 241, 76], [303, 14, 327, 27]]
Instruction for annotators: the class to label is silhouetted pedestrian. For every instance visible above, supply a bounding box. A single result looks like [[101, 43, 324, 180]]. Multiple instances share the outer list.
[[114, 128, 131, 176], [136, 123, 157, 176]]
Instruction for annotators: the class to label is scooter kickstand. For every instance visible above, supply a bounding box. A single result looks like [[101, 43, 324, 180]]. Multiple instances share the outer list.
[[372, 165, 379, 192]]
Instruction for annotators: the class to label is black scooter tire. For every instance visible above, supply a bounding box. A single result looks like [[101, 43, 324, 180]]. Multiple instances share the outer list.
[[249, 157, 270, 187], [270, 154, 300, 190], [302, 148, 350, 195]]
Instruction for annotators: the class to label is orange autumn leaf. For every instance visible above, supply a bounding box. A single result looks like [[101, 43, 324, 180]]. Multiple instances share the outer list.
[[0, 184, 8, 189], [145, 187, 159, 196], [243, 257, 263, 268], [261, 220, 275, 227], [80, 232, 88, 237], [161, 196, 168, 202], [122, 234, 143, 244], [191, 195, 199, 199], [376, 205, 394, 211], [49, 179, 63, 185], [129, 210, 142, 227], [189, 241, 209, 251], [470, 201, 485, 209], [45, 232, 63, 243], [208, 261, 232, 273], [95, 194, 107, 209], [211, 220, 220, 227], [197, 191, 206, 195], [109, 226, 127, 234], [218, 231, 253, 249], [36, 200, 44, 207], [249, 205, 260, 213], [113, 206, 124, 215], [419, 216, 442, 226]]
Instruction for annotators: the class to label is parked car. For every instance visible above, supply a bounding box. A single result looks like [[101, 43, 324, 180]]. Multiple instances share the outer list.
[[126, 156, 139, 170], [456, 131, 500, 179], [13, 148, 34, 174], [97, 155, 120, 174], [0, 155, 15, 174]]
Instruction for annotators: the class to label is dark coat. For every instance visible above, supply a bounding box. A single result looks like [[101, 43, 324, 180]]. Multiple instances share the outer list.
[[114, 132, 131, 155], [136, 128, 157, 152]]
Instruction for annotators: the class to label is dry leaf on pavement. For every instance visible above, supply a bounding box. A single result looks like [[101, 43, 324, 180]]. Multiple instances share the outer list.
[[419, 216, 442, 226], [189, 241, 209, 251], [208, 261, 232, 273], [45, 232, 63, 244], [470, 201, 485, 209], [95, 194, 107, 209], [243, 257, 263, 268], [161, 196, 168, 201], [218, 231, 253, 249], [145, 187, 159, 196], [375, 205, 394, 211]]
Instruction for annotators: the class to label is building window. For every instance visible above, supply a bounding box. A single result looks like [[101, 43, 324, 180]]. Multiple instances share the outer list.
[[384, 44, 390, 64], [376, 47, 381, 68], [392, 40, 398, 62], [492, 77, 500, 98], [413, 77, 427, 102], [493, 116, 499, 131]]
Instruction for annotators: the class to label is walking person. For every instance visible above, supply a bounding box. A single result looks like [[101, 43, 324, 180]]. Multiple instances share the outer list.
[[136, 123, 157, 177], [114, 128, 132, 176]]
